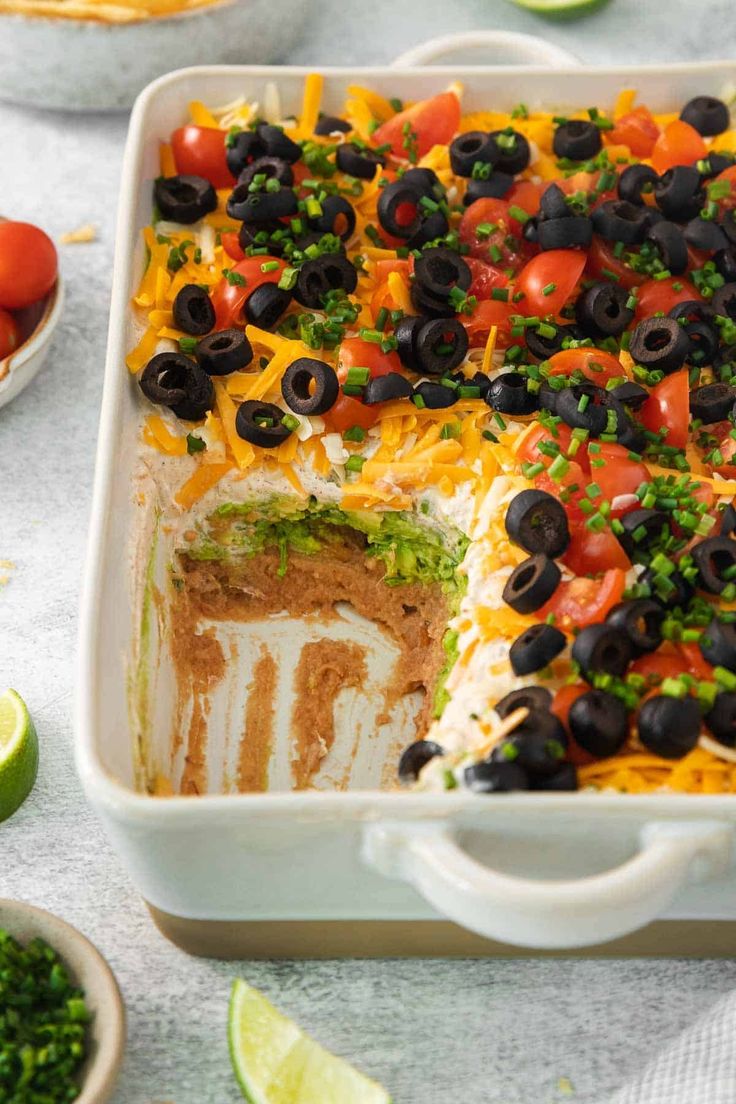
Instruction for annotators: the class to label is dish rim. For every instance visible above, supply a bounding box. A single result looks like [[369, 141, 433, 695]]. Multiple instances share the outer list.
[[77, 60, 736, 822]]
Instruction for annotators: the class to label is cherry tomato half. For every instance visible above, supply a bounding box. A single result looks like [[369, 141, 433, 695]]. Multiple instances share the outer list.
[[608, 107, 660, 158], [0, 221, 58, 311], [171, 125, 235, 190], [221, 231, 245, 262], [651, 119, 707, 175], [372, 92, 461, 161], [337, 337, 400, 381], [465, 257, 509, 300], [586, 236, 645, 291], [460, 298, 514, 349], [514, 250, 587, 317], [458, 198, 528, 274], [539, 568, 627, 632], [562, 527, 631, 576], [634, 276, 701, 322], [210, 255, 286, 330], [591, 442, 650, 513], [0, 307, 21, 359], [639, 369, 689, 451], [324, 394, 378, 434], [546, 347, 625, 385]]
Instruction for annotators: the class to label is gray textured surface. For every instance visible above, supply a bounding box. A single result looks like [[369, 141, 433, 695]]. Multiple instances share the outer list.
[[2, 6, 736, 1102]]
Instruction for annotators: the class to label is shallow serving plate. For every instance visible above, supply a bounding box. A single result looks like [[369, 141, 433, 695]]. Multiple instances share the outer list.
[[78, 59, 736, 955]]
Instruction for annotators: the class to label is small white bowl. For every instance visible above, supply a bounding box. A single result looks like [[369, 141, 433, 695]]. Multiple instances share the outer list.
[[0, 0, 308, 110], [0, 898, 125, 1104], [0, 276, 63, 410]]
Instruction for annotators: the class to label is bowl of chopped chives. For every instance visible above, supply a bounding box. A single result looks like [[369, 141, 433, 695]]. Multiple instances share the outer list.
[[0, 899, 125, 1104]]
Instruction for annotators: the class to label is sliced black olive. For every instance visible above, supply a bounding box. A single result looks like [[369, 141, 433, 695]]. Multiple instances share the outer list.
[[524, 218, 539, 244], [616, 422, 648, 454], [691, 535, 736, 594], [394, 315, 423, 372], [556, 383, 613, 436], [364, 372, 414, 404], [722, 209, 736, 245], [195, 328, 253, 376], [690, 382, 736, 424], [308, 194, 356, 242], [540, 183, 570, 220], [533, 763, 579, 791], [537, 215, 593, 251], [684, 216, 729, 252], [680, 95, 730, 137], [654, 166, 704, 221], [294, 255, 358, 308], [406, 209, 450, 251], [314, 114, 351, 136], [238, 155, 294, 189], [244, 284, 292, 330], [637, 695, 701, 759], [450, 370, 491, 399], [646, 220, 688, 275], [639, 566, 694, 610], [720, 502, 736, 536], [701, 151, 736, 178], [618, 163, 659, 205], [463, 174, 514, 205], [574, 281, 633, 338], [413, 247, 471, 304], [683, 320, 719, 367], [705, 692, 736, 748], [495, 686, 552, 718], [281, 357, 339, 416], [235, 399, 292, 448], [464, 760, 529, 793], [538, 381, 560, 414], [140, 352, 214, 421], [292, 231, 346, 258], [398, 739, 444, 782], [487, 129, 530, 175], [492, 729, 566, 780], [154, 174, 217, 224], [172, 284, 215, 336], [569, 690, 629, 758], [413, 381, 457, 409], [610, 380, 649, 409], [553, 119, 601, 160], [615, 508, 669, 559], [700, 616, 736, 670], [228, 186, 298, 223], [486, 372, 539, 416], [712, 282, 736, 322], [402, 167, 444, 197], [572, 623, 632, 679], [628, 316, 690, 373], [592, 199, 650, 245], [377, 181, 422, 239], [335, 142, 385, 180], [668, 300, 715, 325], [509, 623, 566, 676], [607, 599, 664, 655], [715, 248, 736, 282], [502, 554, 560, 614], [449, 131, 496, 177], [226, 130, 265, 178], [505, 488, 570, 558], [238, 219, 290, 257], [526, 323, 584, 361], [256, 123, 301, 163], [414, 318, 469, 375]]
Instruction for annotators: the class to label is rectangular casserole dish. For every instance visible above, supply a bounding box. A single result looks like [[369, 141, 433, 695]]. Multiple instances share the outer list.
[[77, 61, 736, 954]]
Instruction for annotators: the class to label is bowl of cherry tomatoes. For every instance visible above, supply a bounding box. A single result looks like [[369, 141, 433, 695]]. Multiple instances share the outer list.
[[0, 218, 62, 410]]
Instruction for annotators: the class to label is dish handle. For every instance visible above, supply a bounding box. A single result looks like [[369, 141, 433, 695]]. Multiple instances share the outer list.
[[362, 819, 733, 948], [391, 31, 581, 69]]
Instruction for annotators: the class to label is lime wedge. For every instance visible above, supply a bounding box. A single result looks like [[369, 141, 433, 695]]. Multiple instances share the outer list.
[[0, 689, 38, 822], [229, 980, 391, 1104], [506, 0, 610, 17]]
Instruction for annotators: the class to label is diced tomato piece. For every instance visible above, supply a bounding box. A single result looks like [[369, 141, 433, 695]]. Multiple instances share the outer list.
[[460, 298, 514, 349], [221, 231, 245, 262], [323, 394, 378, 434], [551, 684, 596, 766], [546, 347, 625, 385], [539, 568, 627, 631], [586, 236, 646, 290], [639, 369, 689, 451], [514, 250, 586, 317], [651, 119, 707, 175], [561, 527, 631, 576], [459, 198, 529, 274], [634, 276, 701, 322], [337, 337, 400, 381], [592, 442, 650, 511], [210, 255, 287, 329], [465, 257, 509, 300], [171, 125, 235, 190], [372, 92, 461, 161], [517, 421, 590, 475], [608, 107, 660, 158]]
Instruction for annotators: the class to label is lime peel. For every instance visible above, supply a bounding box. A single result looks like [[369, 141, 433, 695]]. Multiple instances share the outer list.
[[505, 0, 610, 18], [229, 979, 391, 1104], [0, 688, 38, 823]]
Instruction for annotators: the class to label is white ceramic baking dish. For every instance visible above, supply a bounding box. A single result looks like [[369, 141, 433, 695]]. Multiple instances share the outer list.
[[77, 54, 736, 954]]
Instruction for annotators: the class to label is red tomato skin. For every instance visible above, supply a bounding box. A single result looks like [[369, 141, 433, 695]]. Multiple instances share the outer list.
[[372, 93, 461, 160], [505, 180, 541, 219], [539, 568, 627, 631], [465, 258, 509, 300], [458, 198, 528, 273], [221, 231, 245, 262], [634, 277, 701, 322], [608, 108, 660, 157], [460, 298, 514, 349], [337, 337, 400, 381], [651, 119, 707, 175], [586, 236, 645, 290], [210, 255, 286, 329], [0, 307, 21, 359], [639, 370, 689, 451], [551, 684, 597, 765], [514, 250, 587, 316], [171, 125, 235, 189], [547, 347, 624, 385], [0, 222, 58, 310], [518, 422, 591, 476], [561, 528, 631, 576], [592, 442, 650, 510], [323, 394, 378, 434]]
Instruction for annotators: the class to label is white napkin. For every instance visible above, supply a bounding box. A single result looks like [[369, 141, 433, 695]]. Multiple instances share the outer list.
[[606, 991, 736, 1103]]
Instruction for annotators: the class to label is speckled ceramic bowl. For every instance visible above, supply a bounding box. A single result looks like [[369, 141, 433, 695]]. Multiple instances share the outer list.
[[0, 275, 63, 410], [0, 899, 125, 1103], [0, 0, 308, 110]]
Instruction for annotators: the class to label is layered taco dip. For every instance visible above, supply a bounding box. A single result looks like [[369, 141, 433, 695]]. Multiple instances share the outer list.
[[0, 0, 222, 21], [128, 77, 736, 797]]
